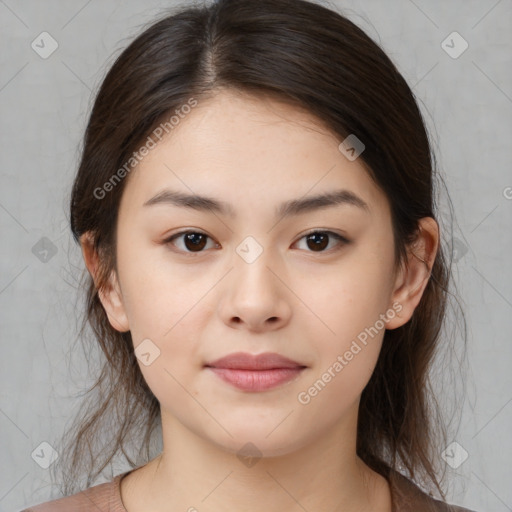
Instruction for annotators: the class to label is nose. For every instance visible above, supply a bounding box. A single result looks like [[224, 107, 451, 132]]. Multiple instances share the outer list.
[[217, 245, 292, 333]]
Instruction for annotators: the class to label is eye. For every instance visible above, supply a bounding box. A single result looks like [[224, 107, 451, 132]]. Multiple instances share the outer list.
[[163, 229, 349, 255], [293, 230, 349, 253], [164, 230, 218, 254]]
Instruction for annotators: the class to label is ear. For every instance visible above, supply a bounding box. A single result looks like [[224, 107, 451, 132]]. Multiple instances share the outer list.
[[80, 231, 130, 333], [385, 217, 439, 330]]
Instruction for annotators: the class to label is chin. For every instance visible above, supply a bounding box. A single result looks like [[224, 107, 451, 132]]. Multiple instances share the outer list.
[[205, 424, 309, 460]]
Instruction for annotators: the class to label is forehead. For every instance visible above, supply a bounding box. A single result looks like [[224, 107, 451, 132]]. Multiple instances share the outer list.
[[119, 89, 388, 218]]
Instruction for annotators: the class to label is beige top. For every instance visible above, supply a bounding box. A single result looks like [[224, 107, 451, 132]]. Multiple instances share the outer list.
[[20, 469, 476, 512]]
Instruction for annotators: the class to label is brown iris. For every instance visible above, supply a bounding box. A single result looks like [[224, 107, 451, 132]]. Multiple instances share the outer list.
[[305, 233, 329, 251], [182, 233, 208, 252]]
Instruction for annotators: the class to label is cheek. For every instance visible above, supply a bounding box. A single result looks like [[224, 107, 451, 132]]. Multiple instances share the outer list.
[[294, 268, 388, 419], [295, 338, 382, 436], [117, 243, 203, 337], [297, 253, 394, 343], [116, 248, 211, 390], [293, 252, 393, 395]]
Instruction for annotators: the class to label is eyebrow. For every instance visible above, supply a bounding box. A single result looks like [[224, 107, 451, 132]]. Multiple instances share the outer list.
[[143, 188, 370, 218]]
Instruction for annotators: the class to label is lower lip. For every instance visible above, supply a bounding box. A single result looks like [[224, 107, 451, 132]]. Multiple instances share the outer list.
[[206, 367, 305, 392]]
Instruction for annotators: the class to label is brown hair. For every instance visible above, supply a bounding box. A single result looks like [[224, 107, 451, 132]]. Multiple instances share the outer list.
[[55, 0, 466, 500]]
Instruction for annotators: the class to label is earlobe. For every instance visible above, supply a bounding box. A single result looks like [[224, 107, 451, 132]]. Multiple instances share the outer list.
[[98, 271, 131, 333], [79, 232, 130, 333], [385, 217, 439, 330]]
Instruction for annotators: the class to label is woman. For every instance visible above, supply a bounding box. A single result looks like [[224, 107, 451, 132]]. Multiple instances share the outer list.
[[22, 0, 475, 510]]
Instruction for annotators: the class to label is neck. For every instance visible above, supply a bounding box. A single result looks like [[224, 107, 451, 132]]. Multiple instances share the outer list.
[[121, 406, 391, 512]]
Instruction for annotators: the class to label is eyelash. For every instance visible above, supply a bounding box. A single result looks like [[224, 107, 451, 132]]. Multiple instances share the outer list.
[[162, 229, 350, 256]]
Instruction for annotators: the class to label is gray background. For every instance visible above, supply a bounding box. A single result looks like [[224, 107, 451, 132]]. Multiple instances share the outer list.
[[1, 1, 511, 511]]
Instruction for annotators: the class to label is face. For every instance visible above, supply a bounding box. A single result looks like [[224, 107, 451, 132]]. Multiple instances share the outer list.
[[87, 89, 433, 458]]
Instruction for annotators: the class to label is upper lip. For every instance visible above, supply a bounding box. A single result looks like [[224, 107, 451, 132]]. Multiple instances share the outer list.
[[205, 352, 306, 370]]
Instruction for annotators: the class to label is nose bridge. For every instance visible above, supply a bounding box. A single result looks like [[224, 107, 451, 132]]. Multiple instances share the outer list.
[[231, 233, 279, 296], [218, 232, 291, 330]]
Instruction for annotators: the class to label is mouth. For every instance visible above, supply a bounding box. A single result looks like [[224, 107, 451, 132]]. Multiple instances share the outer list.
[[204, 352, 307, 392]]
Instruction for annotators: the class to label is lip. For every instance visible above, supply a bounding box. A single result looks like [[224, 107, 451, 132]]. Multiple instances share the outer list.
[[204, 352, 307, 392], [205, 351, 305, 370]]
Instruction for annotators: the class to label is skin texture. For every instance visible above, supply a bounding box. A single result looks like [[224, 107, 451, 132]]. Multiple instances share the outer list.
[[81, 89, 439, 512]]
